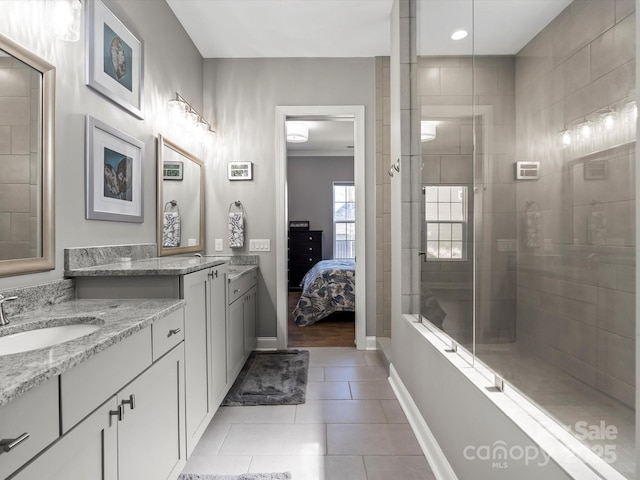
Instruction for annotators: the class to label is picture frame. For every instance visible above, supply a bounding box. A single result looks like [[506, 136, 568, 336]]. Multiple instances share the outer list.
[[86, 0, 144, 119], [85, 115, 144, 223], [228, 161, 253, 181], [163, 160, 183, 181]]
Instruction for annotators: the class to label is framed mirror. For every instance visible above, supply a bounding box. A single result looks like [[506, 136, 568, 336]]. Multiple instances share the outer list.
[[157, 136, 204, 256], [0, 32, 55, 276]]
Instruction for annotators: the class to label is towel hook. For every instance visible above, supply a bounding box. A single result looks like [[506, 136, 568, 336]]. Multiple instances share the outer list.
[[228, 200, 245, 215]]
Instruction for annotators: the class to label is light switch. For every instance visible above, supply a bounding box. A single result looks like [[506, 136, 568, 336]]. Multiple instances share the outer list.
[[249, 239, 271, 251], [215, 238, 223, 251], [188, 238, 197, 246]]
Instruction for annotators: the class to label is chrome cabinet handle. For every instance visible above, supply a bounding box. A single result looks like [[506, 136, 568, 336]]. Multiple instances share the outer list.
[[168, 328, 181, 337], [233, 288, 240, 294], [212, 270, 218, 279], [121, 394, 136, 410], [0, 433, 29, 453], [109, 404, 125, 422]]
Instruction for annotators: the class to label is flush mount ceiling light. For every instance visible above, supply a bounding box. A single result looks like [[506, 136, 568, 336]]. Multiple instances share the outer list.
[[421, 121, 437, 142], [451, 30, 468, 41], [286, 122, 309, 143]]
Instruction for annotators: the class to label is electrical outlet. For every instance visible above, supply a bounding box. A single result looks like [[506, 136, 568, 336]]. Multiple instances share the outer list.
[[215, 238, 223, 251], [188, 238, 197, 246]]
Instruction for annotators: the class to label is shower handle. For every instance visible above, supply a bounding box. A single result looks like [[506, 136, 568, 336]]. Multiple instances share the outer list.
[[418, 251, 427, 262]]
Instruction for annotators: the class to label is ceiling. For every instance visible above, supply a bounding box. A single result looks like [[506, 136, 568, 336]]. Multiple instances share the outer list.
[[166, 0, 572, 154]]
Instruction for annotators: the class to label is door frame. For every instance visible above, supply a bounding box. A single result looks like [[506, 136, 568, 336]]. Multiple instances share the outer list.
[[275, 105, 366, 350]]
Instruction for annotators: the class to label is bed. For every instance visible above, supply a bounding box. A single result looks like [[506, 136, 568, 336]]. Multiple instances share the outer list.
[[293, 259, 355, 327]]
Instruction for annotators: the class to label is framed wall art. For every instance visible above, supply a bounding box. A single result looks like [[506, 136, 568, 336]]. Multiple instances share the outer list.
[[86, 0, 144, 119], [228, 161, 253, 180], [85, 115, 144, 222]]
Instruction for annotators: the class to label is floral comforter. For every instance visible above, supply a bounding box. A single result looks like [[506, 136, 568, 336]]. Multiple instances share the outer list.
[[293, 259, 355, 327]]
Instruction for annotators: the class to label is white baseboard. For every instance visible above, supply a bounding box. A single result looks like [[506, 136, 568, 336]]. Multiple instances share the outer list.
[[365, 336, 377, 350], [255, 337, 278, 350], [389, 363, 458, 480]]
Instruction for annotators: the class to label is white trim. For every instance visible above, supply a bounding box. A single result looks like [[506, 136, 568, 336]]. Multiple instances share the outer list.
[[275, 105, 367, 351], [255, 337, 278, 350], [389, 363, 459, 480], [365, 336, 378, 350]]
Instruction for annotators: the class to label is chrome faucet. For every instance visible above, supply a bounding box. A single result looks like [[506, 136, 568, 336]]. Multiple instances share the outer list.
[[0, 294, 18, 326]]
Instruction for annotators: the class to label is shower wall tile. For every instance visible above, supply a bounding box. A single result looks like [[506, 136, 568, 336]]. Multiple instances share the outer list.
[[551, 0, 616, 69], [417, 67, 440, 95], [421, 155, 440, 183], [590, 12, 635, 81], [551, 45, 591, 102], [597, 330, 634, 386], [596, 371, 634, 409], [616, 0, 635, 20], [440, 67, 473, 96], [597, 288, 635, 338], [439, 154, 472, 183]]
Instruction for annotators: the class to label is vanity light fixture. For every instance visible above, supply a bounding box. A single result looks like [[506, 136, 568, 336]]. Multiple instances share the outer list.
[[52, 0, 82, 42], [600, 109, 616, 130], [168, 93, 216, 142], [559, 128, 571, 148], [451, 30, 468, 41], [578, 120, 592, 139], [421, 120, 437, 142], [286, 122, 309, 143]]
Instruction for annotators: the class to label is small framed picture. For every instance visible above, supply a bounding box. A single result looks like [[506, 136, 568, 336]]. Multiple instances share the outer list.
[[86, 0, 144, 119], [163, 160, 183, 181], [228, 161, 253, 181], [85, 115, 144, 222]]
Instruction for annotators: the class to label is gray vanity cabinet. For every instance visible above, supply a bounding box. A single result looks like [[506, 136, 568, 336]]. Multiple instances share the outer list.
[[227, 269, 258, 381], [181, 264, 227, 455], [10, 321, 186, 480]]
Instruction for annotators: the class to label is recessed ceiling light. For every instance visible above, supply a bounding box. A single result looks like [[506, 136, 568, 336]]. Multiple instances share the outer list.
[[451, 30, 468, 41]]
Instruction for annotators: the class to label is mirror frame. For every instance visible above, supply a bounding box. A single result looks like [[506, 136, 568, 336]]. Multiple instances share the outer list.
[[0, 32, 55, 276], [157, 135, 204, 256]]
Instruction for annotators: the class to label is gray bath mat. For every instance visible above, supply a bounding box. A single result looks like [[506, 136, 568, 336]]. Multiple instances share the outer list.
[[178, 473, 291, 480], [222, 350, 309, 406]]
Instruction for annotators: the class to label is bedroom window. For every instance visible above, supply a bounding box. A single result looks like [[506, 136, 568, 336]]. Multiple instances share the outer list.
[[333, 182, 355, 259], [424, 185, 467, 260]]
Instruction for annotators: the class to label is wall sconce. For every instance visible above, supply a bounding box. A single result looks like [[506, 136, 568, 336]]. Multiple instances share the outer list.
[[52, 0, 82, 42], [421, 121, 437, 142], [168, 93, 216, 145], [286, 122, 308, 143]]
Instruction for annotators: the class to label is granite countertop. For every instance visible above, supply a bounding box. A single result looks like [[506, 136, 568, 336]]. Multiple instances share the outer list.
[[0, 298, 184, 408], [227, 264, 258, 282], [65, 255, 230, 277]]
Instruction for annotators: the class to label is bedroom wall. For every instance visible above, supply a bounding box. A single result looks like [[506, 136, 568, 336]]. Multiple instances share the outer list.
[[287, 155, 355, 260], [202, 57, 377, 340], [0, 0, 204, 291]]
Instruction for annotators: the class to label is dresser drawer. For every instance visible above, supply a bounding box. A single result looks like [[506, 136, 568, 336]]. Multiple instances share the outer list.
[[289, 242, 321, 255], [0, 378, 59, 480], [289, 231, 322, 244], [228, 271, 256, 305], [290, 253, 322, 265], [152, 307, 184, 361]]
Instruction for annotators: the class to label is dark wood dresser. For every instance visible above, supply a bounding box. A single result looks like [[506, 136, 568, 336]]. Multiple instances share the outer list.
[[288, 230, 322, 290]]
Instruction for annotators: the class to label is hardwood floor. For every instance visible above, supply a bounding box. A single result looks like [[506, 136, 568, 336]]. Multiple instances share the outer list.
[[287, 291, 355, 348]]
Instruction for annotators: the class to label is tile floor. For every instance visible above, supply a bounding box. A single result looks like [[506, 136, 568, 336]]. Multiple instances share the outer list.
[[181, 347, 436, 480]]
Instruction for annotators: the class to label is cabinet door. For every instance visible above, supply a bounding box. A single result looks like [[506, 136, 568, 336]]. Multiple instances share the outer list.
[[182, 269, 211, 454], [243, 286, 257, 353], [118, 344, 186, 480], [209, 266, 227, 406], [228, 297, 245, 381], [11, 398, 118, 480]]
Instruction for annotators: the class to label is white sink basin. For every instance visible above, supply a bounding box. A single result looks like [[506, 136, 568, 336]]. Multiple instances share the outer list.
[[0, 324, 101, 355]]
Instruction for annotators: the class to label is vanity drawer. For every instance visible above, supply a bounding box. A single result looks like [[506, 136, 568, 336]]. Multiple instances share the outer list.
[[152, 307, 184, 361], [60, 327, 152, 433], [0, 378, 59, 480], [228, 271, 256, 305]]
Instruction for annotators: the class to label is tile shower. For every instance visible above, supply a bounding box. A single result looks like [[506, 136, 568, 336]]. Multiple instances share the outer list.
[[414, 1, 636, 478]]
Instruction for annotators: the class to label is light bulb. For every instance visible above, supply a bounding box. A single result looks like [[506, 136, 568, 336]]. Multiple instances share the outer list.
[[560, 129, 571, 147], [579, 121, 592, 139], [601, 110, 616, 130], [451, 30, 468, 41]]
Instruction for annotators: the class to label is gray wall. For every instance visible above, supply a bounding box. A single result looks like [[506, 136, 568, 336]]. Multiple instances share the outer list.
[[287, 155, 354, 260], [202, 58, 377, 338], [0, 0, 204, 290]]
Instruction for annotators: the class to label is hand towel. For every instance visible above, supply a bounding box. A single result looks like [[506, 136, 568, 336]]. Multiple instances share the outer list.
[[163, 212, 181, 247], [229, 211, 244, 248], [525, 211, 540, 248]]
